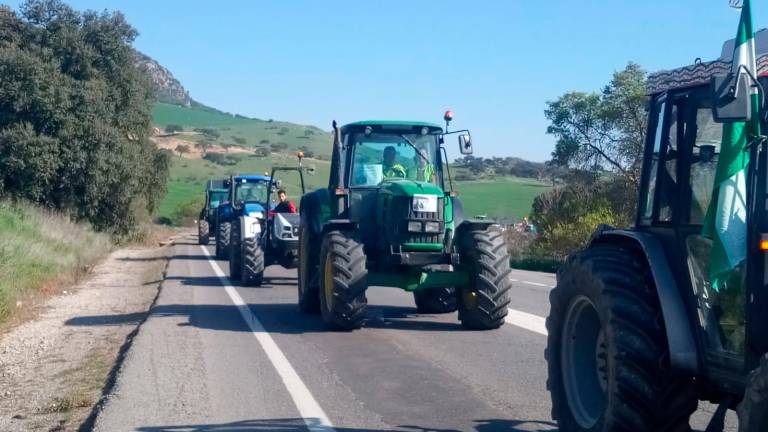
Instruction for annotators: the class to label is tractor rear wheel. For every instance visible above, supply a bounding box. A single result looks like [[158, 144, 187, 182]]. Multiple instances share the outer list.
[[319, 231, 368, 330], [546, 245, 697, 432], [297, 223, 320, 313], [414, 287, 457, 314], [242, 237, 264, 287], [229, 221, 242, 281], [198, 220, 210, 245], [738, 354, 768, 432], [216, 222, 231, 260], [457, 229, 511, 330]]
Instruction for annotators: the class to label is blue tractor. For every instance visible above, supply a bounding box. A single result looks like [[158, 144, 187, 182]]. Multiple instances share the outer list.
[[216, 175, 272, 286]]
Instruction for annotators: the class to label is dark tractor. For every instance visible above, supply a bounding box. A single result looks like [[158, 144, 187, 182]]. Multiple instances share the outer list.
[[262, 163, 306, 269], [298, 115, 512, 331], [198, 179, 228, 245], [216, 175, 271, 286], [545, 30, 768, 432]]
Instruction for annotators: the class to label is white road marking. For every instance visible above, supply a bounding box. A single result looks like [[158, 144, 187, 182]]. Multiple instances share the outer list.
[[200, 246, 335, 432], [520, 280, 554, 288], [506, 308, 548, 336]]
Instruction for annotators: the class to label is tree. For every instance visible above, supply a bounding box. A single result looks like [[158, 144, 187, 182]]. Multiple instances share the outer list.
[[545, 62, 647, 186], [0, 1, 170, 236], [176, 144, 190, 157], [165, 124, 183, 134], [220, 142, 232, 153], [195, 140, 213, 155], [231, 136, 247, 146]]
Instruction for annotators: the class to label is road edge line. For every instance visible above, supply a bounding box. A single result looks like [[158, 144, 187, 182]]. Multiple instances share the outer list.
[[200, 246, 336, 432], [505, 308, 548, 336]]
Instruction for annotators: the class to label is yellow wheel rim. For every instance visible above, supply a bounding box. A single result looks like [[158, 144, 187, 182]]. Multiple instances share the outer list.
[[323, 254, 334, 311]]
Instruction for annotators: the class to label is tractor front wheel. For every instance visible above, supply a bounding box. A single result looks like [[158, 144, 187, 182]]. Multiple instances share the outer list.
[[229, 221, 242, 281], [546, 245, 697, 432], [414, 287, 457, 314], [198, 220, 210, 245], [739, 354, 768, 432], [457, 229, 511, 329], [216, 222, 231, 260], [297, 223, 320, 313], [319, 231, 368, 330], [242, 237, 264, 287]]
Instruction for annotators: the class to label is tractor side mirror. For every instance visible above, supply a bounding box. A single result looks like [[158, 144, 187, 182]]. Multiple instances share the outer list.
[[459, 134, 473, 155], [275, 179, 283, 188], [711, 73, 752, 123]]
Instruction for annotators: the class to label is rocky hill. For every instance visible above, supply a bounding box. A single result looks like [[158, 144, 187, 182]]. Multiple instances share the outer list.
[[134, 51, 192, 107]]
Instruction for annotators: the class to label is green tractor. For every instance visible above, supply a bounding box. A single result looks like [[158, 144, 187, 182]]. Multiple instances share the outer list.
[[297, 114, 512, 331], [544, 20, 768, 432], [198, 179, 228, 245]]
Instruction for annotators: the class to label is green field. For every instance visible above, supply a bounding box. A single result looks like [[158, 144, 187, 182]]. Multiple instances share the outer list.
[[453, 177, 551, 221], [158, 153, 549, 225], [153, 103, 332, 158]]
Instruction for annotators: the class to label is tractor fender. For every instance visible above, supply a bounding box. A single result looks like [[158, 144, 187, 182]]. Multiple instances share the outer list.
[[240, 215, 262, 240], [589, 226, 700, 373], [300, 189, 332, 237], [455, 220, 496, 240], [321, 219, 357, 235]]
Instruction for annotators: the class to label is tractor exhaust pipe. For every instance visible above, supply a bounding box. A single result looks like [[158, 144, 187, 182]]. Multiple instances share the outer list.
[[330, 120, 345, 216]]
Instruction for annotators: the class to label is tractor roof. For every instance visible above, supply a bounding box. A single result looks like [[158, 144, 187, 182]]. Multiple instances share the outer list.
[[647, 28, 768, 95], [233, 175, 271, 182], [342, 120, 443, 132]]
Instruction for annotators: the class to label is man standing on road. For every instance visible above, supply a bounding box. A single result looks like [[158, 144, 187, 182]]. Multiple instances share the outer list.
[[274, 189, 297, 213], [382, 146, 406, 178]]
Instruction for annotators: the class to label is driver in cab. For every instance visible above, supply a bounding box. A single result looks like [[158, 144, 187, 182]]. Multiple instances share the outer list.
[[382, 146, 406, 178]]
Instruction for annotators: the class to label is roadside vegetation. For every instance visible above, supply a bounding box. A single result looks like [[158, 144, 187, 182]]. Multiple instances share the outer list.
[[0, 201, 112, 325]]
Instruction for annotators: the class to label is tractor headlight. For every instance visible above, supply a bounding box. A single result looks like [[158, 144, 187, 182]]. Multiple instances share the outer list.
[[424, 222, 441, 233], [407, 221, 422, 233]]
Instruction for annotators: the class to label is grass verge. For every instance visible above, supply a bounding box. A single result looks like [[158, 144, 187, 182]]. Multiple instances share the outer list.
[[0, 201, 112, 325]]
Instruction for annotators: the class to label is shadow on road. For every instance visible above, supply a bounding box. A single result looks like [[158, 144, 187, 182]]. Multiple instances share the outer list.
[[65, 301, 477, 334], [135, 417, 557, 431]]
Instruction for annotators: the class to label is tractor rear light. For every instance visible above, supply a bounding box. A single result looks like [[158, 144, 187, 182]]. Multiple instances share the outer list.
[[424, 222, 441, 233], [407, 221, 422, 233], [335, 188, 347, 195], [760, 239, 768, 251]]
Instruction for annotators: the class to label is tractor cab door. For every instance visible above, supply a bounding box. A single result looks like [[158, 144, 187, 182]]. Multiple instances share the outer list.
[[640, 88, 748, 377]]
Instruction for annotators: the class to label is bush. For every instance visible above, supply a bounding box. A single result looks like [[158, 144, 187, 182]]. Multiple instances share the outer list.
[[231, 136, 247, 145], [203, 153, 238, 166], [0, 2, 170, 236], [165, 124, 183, 134], [170, 198, 202, 226]]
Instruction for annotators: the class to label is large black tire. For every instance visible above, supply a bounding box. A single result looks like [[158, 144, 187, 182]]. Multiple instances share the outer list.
[[546, 245, 697, 432], [297, 222, 320, 313], [738, 354, 768, 432], [457, 229, 511, 329], [198, 220, 210, 245], [319, 231, 368, 330], [414, 287, 458, 314], [216, 222, 231, 260], [229, 221, 242, 281], [242, 236, 264, 287]]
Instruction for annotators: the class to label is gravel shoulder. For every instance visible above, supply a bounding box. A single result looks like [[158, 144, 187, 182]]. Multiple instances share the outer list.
[[0, 232, 182, 431]]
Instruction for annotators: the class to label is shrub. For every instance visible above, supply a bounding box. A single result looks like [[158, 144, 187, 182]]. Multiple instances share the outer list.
[[203, 153, 238, 166], [164, 124, 183, 134]]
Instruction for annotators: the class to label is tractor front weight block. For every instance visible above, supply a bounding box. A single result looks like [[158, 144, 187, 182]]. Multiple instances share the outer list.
[[368, 269, 469, 292]]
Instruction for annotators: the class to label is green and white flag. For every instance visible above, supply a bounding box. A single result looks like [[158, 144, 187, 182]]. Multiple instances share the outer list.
[[703, 0, 761, 291]]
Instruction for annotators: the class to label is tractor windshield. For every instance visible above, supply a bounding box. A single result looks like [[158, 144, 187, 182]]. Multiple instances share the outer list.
[[349, 133, 439, 187], [209, 191, 227, 209], [235, 181, 269, 205]]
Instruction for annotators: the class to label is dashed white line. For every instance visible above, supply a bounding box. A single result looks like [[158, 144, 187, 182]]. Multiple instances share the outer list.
[[509, 277, 555, 289], [200, 246, 335, 432], [505, 308, 548, 336]]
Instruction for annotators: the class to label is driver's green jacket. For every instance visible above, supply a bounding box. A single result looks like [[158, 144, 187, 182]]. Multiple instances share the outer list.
[[383, 163, 406, 178]]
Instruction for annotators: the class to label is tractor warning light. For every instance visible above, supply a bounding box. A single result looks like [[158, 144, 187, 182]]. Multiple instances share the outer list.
[[443, 110, 453, 122], [760, 239, 768, 251]]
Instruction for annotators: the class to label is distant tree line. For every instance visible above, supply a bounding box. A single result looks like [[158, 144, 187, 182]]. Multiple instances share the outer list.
[[0, 1, 170, 236], [453, 156, 546, 180]]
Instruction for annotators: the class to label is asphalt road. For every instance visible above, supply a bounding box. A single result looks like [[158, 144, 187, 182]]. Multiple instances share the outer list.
[[88, 233, 737, 432]]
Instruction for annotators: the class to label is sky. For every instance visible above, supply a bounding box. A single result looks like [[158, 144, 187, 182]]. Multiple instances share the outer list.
[[2, 1, 759, 161]]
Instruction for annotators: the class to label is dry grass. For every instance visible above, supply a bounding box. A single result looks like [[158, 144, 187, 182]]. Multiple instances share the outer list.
[[0, 201, 113, 325]]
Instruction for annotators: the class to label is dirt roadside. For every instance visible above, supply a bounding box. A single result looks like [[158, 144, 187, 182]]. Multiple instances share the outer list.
[[0, 230, 185, 431]]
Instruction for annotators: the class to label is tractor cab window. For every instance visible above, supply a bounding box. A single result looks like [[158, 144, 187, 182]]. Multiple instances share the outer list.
[[209, 191, 227, 209], [658, 103, 682, 222], [683, 96, 745, 357], [349, 133, 439, 187], [235, 181, 268, 205]]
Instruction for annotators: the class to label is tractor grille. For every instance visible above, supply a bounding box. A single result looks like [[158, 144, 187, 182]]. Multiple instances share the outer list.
[[385, 196, 444, 246]]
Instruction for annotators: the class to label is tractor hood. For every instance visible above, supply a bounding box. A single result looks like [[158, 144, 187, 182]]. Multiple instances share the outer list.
[[243, 202, 266, 217], [380, 179, 443, 197]]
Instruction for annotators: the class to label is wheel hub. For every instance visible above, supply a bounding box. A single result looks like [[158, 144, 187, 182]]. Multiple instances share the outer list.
[[561, 295, 606, 429]]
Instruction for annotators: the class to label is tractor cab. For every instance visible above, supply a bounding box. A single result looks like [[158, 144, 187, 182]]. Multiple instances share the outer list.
[[262, 159, 308, 268]]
